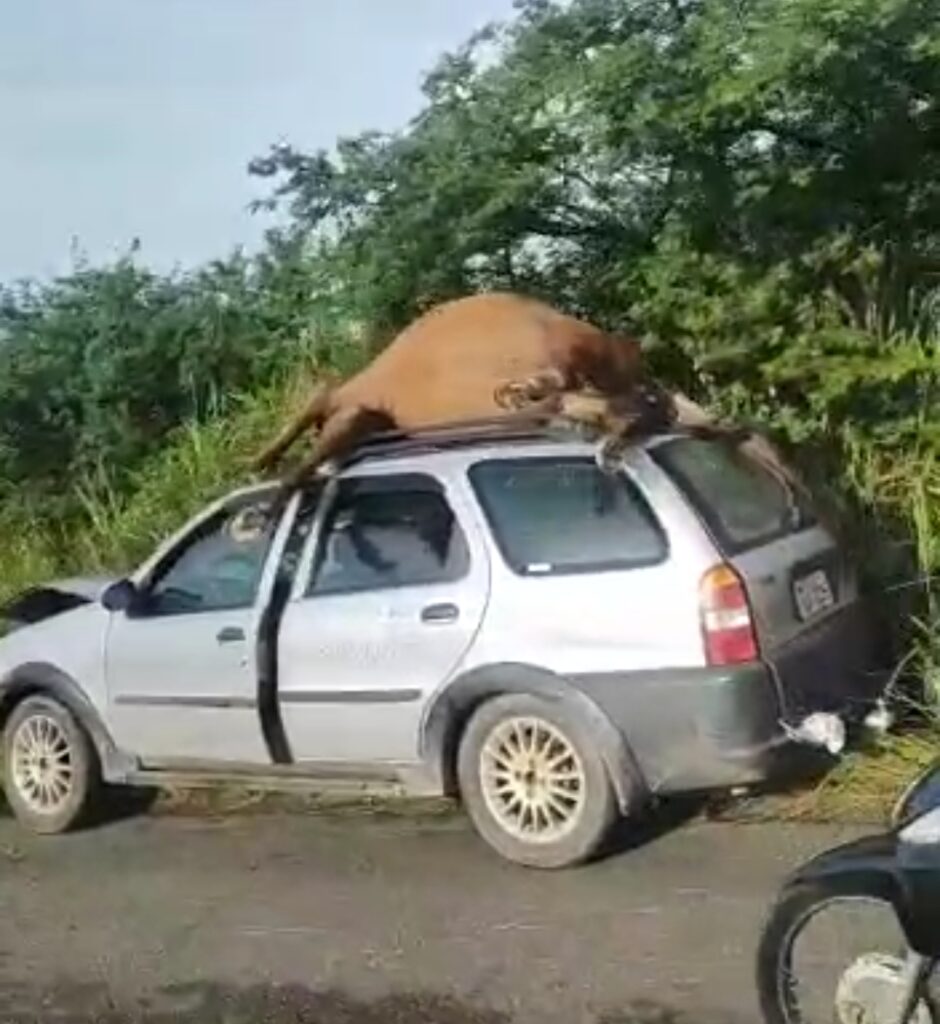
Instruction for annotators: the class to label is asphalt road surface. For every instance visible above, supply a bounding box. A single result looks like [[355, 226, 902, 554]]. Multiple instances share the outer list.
[[0, 802, 863, 1023]]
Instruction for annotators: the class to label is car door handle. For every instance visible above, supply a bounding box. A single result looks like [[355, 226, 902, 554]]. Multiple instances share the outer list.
[[420, 602, 459, 625], [216, 626, 246, 644]]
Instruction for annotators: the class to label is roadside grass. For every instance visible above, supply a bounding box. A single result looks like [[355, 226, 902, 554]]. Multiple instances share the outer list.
[[790, 730, 938, 823], [0, 366, 322, 609], [149, 785, 458, 822], [710, 727, 939, 826]]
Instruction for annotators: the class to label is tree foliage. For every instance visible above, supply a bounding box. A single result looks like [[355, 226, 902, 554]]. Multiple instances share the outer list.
[[0, 0, 937, 602], [251, 0, 940, 405], [0, 240, 351, 516]]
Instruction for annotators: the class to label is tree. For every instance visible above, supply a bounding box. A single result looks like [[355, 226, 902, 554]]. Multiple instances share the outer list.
[[250, 0, 940, 392], [0, 244, 338, 514]]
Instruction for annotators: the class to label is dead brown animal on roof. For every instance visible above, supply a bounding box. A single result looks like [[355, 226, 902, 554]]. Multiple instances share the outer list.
[[251, 292, 651, 491], [557, 387, 817, 515], [251, 290, 812, 524]]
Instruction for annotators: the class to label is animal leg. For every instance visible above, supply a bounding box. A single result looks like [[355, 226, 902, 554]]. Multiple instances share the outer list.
[[281, 404, 395, 493], [557, 389, 610, 428], [251, 382, 334, 474], [594, 417, 645, 473], [558, 382, 677, 473], [259, 404, 394, 524]]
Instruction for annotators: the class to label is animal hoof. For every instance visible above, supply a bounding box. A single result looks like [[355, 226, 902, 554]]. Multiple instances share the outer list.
[[226, 505, 270, 543], [595, 439, 627, 475]]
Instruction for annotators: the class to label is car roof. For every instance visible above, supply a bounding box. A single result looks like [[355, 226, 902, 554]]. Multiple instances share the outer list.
[[345, 419, 684, 468], [332, 422, 701, 483]]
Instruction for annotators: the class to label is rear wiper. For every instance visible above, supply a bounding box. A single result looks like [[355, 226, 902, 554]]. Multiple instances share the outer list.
[[784, 488, 804, 531]]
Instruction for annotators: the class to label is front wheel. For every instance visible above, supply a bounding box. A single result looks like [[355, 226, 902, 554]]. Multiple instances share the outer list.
[[2, 695, 100, 834], [457, 693, 618, 869], [757, 880, 936, 1024]]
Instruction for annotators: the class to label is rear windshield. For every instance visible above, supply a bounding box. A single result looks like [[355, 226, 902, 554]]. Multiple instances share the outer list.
[[469, 457, 667, 576], [652, 437, 814, 555]]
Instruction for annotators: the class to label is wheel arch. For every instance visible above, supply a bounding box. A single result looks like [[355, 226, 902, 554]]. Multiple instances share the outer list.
[[420, 662, 647, 813], [0, 662, 133, 782]]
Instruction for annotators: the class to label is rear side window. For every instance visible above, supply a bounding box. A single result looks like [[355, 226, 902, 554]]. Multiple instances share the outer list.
[[469, 457, 666, 577], [652, 437, 812, 554], [308, 474, 470, 596]]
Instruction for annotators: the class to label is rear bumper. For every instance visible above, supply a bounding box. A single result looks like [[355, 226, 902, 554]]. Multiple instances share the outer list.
[[767, 597, 890, 721], [570, 658, 877, 797]]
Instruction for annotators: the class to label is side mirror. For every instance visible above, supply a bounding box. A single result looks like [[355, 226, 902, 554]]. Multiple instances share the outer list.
[[101, 579, 139, 613], [893, 761, 940, 829]]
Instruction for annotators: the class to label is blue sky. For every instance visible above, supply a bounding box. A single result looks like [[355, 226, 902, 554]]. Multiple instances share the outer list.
[[0, 0, 517, 281]]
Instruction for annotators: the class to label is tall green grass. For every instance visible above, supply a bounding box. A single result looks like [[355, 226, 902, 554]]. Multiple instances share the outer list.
[[0, 373, 300, 605], [0, 331, 370, 608], [841, 438, 940, 702]]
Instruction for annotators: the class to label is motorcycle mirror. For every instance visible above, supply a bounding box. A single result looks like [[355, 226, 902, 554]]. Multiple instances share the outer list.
[[893, 760, 940, 829]]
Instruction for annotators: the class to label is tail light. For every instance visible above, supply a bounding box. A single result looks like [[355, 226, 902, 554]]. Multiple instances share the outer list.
[[699, 564, 759, 666]]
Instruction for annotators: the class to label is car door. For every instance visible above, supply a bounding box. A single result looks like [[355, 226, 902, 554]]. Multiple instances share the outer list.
[[105, 493, 283, 765], [277, 470, 489, 765]]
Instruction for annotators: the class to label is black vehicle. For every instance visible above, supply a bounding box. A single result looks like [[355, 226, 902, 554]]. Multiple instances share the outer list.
[[757, 759, 940, 1023]]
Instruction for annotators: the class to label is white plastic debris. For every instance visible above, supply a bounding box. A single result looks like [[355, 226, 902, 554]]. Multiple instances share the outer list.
[[863, 699, 895, 736], [785, 712, 847, 756]]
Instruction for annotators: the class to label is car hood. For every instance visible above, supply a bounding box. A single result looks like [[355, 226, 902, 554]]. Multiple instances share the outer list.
[[0, 575, 116, 631], [42, 576, 117, 602]]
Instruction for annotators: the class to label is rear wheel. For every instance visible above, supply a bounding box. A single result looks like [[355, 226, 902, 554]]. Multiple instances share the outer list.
[[2, 695, 100, 834], [457, 693, 617, 869], [757, 880, 936, 1023]]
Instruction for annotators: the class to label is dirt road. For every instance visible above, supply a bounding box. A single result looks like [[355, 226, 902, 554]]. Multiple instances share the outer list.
[[0, 806, 862, 1023]]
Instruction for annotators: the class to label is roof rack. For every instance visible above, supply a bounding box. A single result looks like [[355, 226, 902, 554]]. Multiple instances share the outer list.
[[339, 414, 579, 466], [334, 413, 724, 470]]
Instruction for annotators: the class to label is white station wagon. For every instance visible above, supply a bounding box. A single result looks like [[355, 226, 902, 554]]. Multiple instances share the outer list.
[[0, 423, 886, 867]]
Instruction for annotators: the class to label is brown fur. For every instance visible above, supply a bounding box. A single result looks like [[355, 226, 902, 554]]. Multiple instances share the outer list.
[[559, 387, 816, 516], [252, 292, 645, 490], [252, 291, 813, 522]]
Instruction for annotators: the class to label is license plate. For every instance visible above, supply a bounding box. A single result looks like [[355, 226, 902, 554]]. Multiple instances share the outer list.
[[793, 568, 835, 621]]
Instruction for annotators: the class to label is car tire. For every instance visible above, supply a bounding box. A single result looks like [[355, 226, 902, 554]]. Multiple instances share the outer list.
[[457, 692, 617, 869], [2, 695, 100, 835]]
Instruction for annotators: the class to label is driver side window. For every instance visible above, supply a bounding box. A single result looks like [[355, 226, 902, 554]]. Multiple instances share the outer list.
[[136, 500, 277, 617]]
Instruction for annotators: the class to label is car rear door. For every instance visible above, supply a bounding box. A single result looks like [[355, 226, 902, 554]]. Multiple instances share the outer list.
[[276, 470, 489, 764], [651, 436, 884, 716]]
